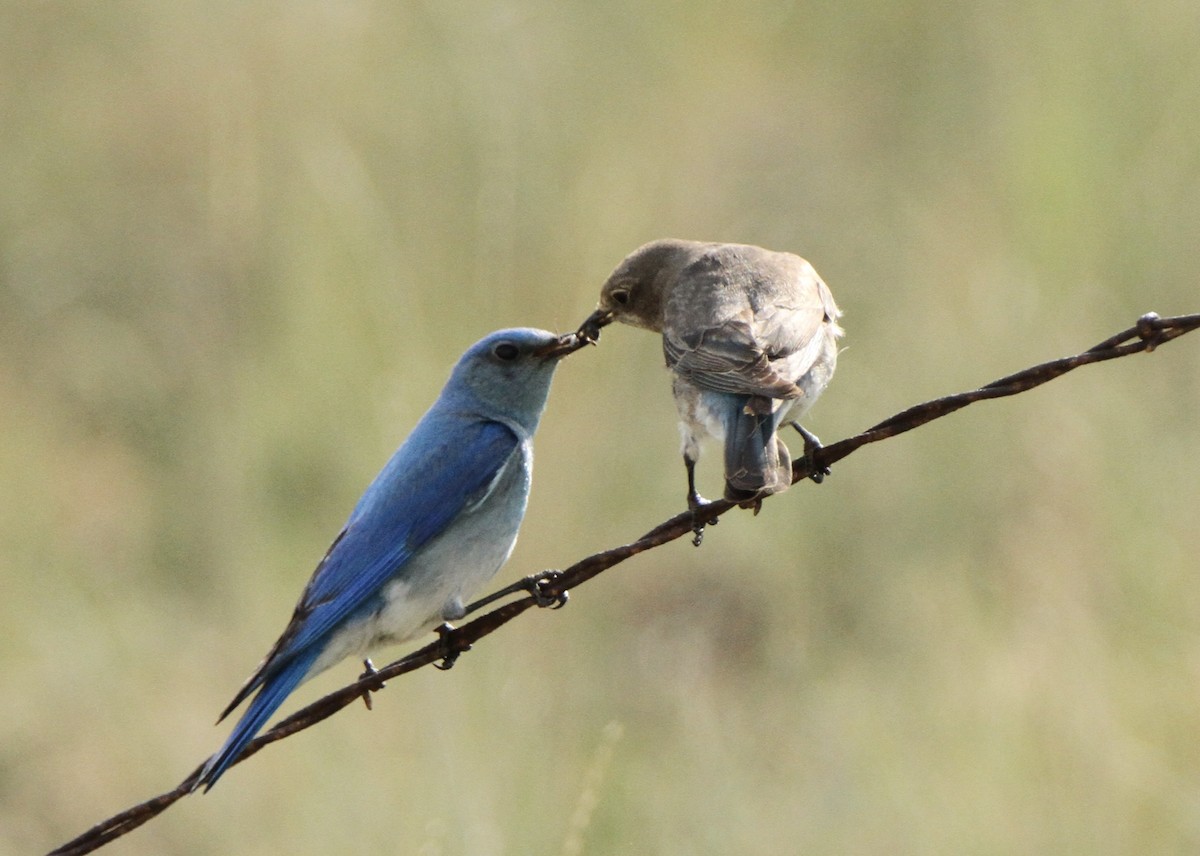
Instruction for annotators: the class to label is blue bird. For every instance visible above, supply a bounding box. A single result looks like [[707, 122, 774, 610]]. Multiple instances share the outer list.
[[197, 327, 582, 790]]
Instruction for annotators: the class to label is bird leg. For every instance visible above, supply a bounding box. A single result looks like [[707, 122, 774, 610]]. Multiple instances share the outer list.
[[685, 456, 719, 547], [791, 423, 831, 483], [462, 570, 569, 615], [432, 622, 469, 671], [357, 658, 386, 710]]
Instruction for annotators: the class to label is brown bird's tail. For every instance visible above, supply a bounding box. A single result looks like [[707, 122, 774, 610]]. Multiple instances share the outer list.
[[723, 397, 792, 504]]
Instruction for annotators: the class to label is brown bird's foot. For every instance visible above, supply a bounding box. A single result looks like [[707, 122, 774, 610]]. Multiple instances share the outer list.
[[433, 622, 469, 671], [684, 456, 719, 546], [687, 492, 720, 547], [792, 424, 830, 483], [357, 658, 386, 710]]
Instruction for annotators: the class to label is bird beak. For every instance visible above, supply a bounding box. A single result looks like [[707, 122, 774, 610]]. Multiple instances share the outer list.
[[533, 331, 592, 360], [577, 307, 614, 344]]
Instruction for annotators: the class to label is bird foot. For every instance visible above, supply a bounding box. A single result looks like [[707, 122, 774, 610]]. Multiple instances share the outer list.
[[433, 622, 469, 671], [792, 424, 831, 483], [526, 570, 570, 609], [357, 658, 386, 710], [687, 493, 720, 547], [462, 570, 569, 616]]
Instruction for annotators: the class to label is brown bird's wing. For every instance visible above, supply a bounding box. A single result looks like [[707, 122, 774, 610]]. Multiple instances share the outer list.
[[662, 245, 838, 400], [664, 315, 804, 399]]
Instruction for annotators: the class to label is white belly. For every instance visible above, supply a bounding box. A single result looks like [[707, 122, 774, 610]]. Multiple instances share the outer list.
[[308, 443, 531, 676]]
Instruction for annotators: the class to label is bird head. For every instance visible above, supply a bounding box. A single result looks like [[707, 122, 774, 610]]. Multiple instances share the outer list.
[[578, 239, 704, 342], [445, 328, 586, 433]]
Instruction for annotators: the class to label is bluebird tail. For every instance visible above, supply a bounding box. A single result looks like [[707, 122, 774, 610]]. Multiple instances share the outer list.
[[723, 399, 792, 502], [198, 647, 322, 791]]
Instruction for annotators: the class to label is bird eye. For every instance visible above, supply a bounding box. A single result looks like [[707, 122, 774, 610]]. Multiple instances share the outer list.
[[492, 342, 520, 361], [612, 289, 630, 306]]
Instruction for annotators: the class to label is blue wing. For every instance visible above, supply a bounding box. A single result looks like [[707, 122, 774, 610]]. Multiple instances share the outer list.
[[199, 417, 520, 789], [275, 417, 520, 657]]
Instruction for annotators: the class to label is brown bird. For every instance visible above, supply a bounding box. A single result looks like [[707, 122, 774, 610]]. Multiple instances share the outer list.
[[580, 239, 842, 539]]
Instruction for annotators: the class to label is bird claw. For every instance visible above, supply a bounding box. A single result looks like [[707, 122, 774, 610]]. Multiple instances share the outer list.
[[357, 658, 385, 710], [687, 494, 720, 547], [433, 622, 469, 671], [462, 570, 569, 616], [527, 570, 569, 609], [792, 424, 831, 483]]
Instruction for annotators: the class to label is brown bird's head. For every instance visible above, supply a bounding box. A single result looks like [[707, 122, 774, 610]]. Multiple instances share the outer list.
[[578, 239, 704, 342]]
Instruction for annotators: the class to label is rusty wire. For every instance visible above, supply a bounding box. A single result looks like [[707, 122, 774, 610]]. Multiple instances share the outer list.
[[48, 311, 1200, 856]]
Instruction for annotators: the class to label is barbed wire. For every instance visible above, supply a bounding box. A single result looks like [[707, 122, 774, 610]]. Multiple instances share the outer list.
[[48, 311, 1200, 856]]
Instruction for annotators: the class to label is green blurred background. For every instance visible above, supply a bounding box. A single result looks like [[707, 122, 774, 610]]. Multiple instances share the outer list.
[[4, 1, 1199, 853]]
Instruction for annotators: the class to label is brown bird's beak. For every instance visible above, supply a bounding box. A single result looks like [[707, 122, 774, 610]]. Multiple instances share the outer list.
[[577, 307, 614, 344], [533, 330, 592, 360]]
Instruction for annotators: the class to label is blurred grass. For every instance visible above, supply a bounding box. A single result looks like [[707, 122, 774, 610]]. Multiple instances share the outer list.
[[3, 0, 1199, 853]]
